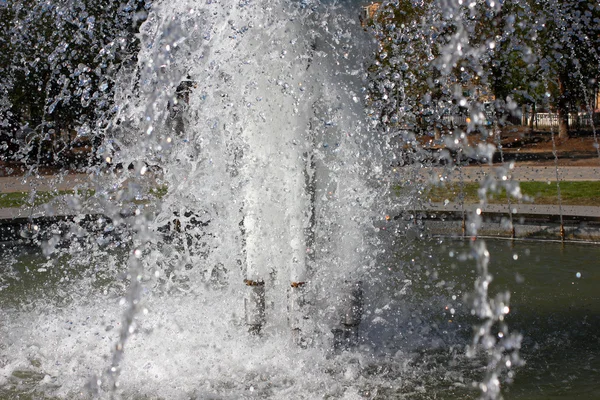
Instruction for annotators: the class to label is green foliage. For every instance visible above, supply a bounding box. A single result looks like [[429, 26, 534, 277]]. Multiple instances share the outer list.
[[0, 0, 151, 165], [367, 0, 502, 136], [367, 0, 600, 137], [491, 0, 600, 110], [366, 0, 439, 130]]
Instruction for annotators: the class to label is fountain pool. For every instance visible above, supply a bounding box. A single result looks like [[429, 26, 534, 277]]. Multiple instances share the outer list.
[[1, 239, 599, 398], [1, 0, 599, 398]]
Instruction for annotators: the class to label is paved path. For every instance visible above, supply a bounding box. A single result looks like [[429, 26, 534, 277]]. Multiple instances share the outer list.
[[1, 166, 599, 220], [0, 171, 159, 220], [0, 169, 163, 194], [0, 173, 91, 193], [1, 166, 598, 194], [389, 166, 600, 218]]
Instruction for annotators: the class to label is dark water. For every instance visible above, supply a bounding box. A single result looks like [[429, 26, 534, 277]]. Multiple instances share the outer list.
[[0, 238, 599, 399], [489, 240, 600, 400], [406, 238, 600, 399]]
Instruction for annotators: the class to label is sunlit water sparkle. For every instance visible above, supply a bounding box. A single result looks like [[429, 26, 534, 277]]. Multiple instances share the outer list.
[[1, 0, 599, 398]]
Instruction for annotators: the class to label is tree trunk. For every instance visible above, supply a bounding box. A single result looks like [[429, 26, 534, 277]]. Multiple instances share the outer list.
[[557, 75, 570, 140]]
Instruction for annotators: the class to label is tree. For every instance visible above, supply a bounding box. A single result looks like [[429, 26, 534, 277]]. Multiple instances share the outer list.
[[542, 0, 600, 139], [0, 0, 151, 166], [366, 0, 503, 139], [366, 0, 440, 133], [367, 0, 600, 140], [485, 0, 600, 139]]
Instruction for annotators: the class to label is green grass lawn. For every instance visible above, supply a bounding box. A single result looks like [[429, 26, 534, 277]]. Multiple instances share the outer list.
[[424, 181, 600, 206], [1, 181, 597, 209], [0, 186, 168, 209]]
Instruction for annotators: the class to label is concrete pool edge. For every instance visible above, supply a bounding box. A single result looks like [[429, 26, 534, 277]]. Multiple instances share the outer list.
[[3, 211, 600, 245], [395, 204, 600, 242]]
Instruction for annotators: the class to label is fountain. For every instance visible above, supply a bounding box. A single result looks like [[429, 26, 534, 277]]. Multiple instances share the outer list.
[[1, 0, 600, 398], [111, 0, 383, 347]]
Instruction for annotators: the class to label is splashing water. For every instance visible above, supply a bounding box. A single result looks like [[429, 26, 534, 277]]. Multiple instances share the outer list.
[[3, 0, 600, 398]]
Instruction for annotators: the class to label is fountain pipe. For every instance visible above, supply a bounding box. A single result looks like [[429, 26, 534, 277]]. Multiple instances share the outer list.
[[538, 79, 566, 243], [244, 279, 265, 335], [288, 151, 317, 346], [288, 209, 310, 344], [243, 208, 266, 334], [457, 149, 466, 239], [289, 281, 308, 346], [332, 281, 363, 351], [494, 124, 516, 241], [550, 132, 565, 243]]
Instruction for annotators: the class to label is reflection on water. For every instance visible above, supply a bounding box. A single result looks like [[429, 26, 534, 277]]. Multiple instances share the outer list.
[[485, 241, 600, 400], [0, 239, 599, 398], [423, 239, 600, 399], [0, 242, 128, 309]]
